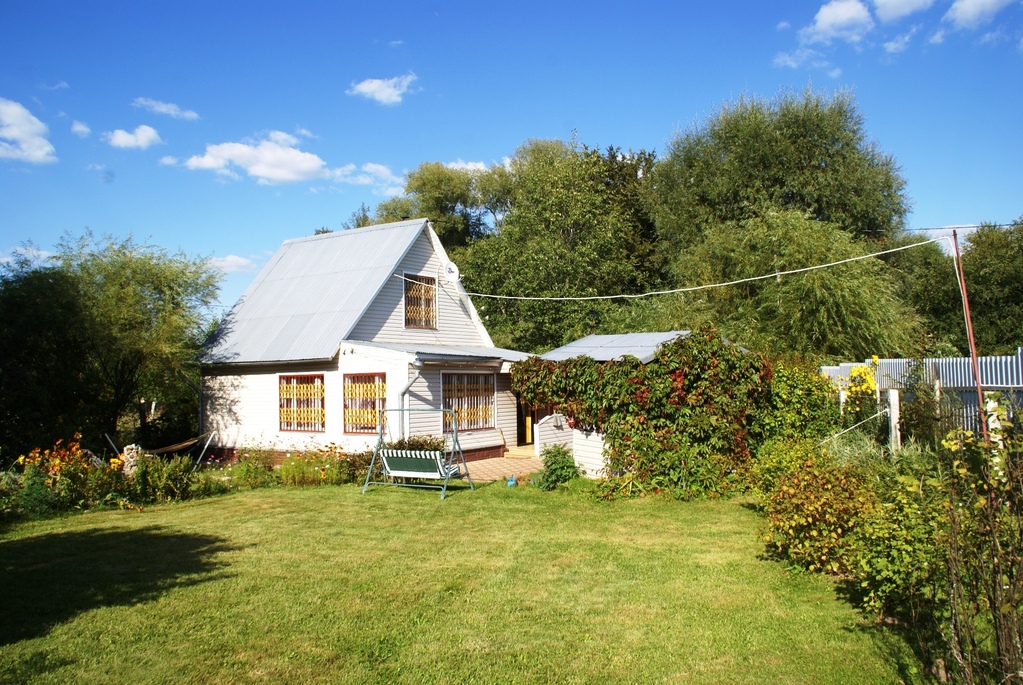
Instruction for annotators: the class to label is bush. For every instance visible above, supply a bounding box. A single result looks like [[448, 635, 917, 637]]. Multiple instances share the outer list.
[[536, 445, 579, 491], [758, 360, 840, 443], [229, 449, 279, 489], [385, 436, 446, 452], [762, 455, 877, 574], [749, 438, 820, 502]]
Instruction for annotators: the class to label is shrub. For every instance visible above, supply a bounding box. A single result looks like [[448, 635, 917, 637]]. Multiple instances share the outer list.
[[749, 438, 820, 502], [758, 360, 840, 443], [536, 444, 579, 491], [763, 456, 877, 574], [513, 328, 772, 498]]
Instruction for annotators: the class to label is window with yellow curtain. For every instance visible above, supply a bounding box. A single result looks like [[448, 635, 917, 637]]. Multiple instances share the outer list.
[[279, 374, 325, 432], [442, 372, 495, 432], [404, 274, 437, 329], [344, 373, 386, 434]]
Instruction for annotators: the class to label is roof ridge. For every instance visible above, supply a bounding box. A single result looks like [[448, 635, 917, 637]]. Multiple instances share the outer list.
[[281, 218, 429, 246]]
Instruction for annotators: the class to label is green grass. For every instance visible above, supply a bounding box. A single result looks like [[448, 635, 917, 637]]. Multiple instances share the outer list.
[[0, 482, 924, 684]]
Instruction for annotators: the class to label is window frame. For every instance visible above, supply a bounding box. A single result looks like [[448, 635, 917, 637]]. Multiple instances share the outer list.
[[279, 374, 326, 433], [441, 371, 496, 433], [343, 372, 387, 434], [403, 273, 438, 330]]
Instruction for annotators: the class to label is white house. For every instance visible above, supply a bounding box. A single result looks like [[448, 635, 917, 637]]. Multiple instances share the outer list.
[[200, 219, 527, 461]]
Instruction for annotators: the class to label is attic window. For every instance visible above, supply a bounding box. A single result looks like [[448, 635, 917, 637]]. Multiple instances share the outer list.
[[404, 274, 437, 329]]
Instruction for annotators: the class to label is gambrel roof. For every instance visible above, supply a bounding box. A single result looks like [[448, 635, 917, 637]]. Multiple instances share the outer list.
[[203, 219, 500, 365]]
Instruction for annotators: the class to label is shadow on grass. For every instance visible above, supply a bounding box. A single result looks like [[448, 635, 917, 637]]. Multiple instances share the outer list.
[[0, 525, 237, 647]]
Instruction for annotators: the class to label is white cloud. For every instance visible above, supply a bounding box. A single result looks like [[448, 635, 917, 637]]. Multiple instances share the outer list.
[[885, 25, 920, 51], [389, 39, 404, 47], [71, 120, 90, 138], [799, 0, 875, 44], [186, 136, 325, 184], [930, 28, 947, 42], [944, 0, 1015, 29], [828, 67, 844, 77], [332, 162, 405, 194], [777, 20, 792, 30], [41, 81, 69, 91], [159, 156, 178, 166], [104, 125, 162, 149], [773, 47, 830, 68], [184, 130, 404, 193], [446, 159, 487, 171], [0, 98, 57, 164], [873, 0, 934, 22], [208, 254, 258, 274], [132, 97, 199, 120], [346, 72, 417, 105], [1, 245, 53, 267]]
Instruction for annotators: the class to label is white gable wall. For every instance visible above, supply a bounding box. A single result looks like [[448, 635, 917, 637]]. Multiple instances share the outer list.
[[348, 230, 488, 346]]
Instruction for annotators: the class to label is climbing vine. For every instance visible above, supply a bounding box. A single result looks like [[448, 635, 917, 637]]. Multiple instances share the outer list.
[[512, 329, 774, 497]]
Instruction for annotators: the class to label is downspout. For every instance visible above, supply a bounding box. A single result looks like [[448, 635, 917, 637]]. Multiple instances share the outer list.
[[398, 356, 424, 440]]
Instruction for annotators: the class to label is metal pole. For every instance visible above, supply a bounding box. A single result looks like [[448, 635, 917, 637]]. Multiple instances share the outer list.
[[951, 229, 990, 445]]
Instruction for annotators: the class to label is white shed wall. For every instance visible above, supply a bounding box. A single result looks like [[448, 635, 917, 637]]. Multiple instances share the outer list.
[[533, 413, 606, 478]]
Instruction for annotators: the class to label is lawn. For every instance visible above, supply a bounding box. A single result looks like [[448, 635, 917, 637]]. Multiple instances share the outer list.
[[0, 482, 923, 684]]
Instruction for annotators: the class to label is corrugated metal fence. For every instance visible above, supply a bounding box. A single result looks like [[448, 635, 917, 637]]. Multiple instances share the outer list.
[[822, 347, 1023, 434]]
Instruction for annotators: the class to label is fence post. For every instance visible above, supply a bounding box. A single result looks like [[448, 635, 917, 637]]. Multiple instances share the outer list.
[[888, 389, 902, 451]]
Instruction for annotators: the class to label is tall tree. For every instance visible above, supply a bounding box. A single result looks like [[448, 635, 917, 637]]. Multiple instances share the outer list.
[[961, 218, 1023, 356], [0, 233, 221, 460], [655, 211, 921, 360], [648, 89, 909, 254], [459, 139, 663, 352], [375, 163, 488, 248]]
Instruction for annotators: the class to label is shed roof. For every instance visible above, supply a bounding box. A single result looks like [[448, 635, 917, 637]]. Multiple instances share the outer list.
[[541, 331, 691, 364], [204, 219, 432, 364]]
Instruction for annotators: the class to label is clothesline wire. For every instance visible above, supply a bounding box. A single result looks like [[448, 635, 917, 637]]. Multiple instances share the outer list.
[[394, 236, 950, 302]]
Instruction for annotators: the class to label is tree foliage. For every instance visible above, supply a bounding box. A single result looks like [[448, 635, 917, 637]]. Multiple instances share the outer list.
[[0, 233, 221, 462], [960, 218, 1023, 355], [459, 139, 663, 352], [680, 211, 919, 359], [649, 89, 909, 252]]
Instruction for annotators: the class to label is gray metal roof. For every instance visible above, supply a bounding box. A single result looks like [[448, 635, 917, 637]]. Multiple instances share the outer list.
[[203, 219, 430, 364], [822, 347, 1023, 391], [352, 341, 529, 363], [541, 331, 692, 364]]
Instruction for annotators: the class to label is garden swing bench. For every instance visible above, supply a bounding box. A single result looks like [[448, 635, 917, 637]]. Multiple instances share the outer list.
[[361, 407, 474, 499]]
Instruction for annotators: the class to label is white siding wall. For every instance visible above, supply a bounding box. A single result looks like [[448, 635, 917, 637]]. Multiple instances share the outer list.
[[348, 231, 488, 346], [533, 413, 606, 478], [572, 429, 606, 478], [203, 344, 413, 454], [405, 365, 510, 452], [534, 414, 573, 457]]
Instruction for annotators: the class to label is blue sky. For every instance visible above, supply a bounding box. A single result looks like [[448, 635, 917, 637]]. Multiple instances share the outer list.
[[2, 0, 1021, 311]]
